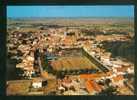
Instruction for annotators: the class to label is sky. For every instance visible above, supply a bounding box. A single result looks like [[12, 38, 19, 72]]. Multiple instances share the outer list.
[[7, 6, 134, 18]]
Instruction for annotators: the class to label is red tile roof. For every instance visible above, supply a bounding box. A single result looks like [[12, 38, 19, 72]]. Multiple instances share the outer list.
[[85, 80, 102, 93]]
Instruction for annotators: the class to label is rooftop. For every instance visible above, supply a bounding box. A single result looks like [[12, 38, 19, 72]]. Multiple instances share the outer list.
[[85, 80, 102, 93]]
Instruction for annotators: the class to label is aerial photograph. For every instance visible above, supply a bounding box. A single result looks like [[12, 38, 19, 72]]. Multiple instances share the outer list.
[[6, 6, 134, 95]]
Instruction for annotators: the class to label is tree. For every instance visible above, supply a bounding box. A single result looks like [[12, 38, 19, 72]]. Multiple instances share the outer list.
[[98, 86, 117, 95]]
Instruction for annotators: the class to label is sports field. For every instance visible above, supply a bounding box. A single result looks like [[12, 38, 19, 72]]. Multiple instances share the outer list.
[[50, 56, 99, 71]]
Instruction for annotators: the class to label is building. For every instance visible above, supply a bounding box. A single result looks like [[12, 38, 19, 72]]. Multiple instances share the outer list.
[[112, 75, 125, 87], [85, 80, 102, 95], [32, 78, 42, 88]]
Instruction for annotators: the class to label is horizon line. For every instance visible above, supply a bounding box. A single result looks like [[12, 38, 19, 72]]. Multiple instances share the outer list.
[[8, 16, 134, 18]]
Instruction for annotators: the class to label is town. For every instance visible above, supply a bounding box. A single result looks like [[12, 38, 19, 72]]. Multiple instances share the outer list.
[[6, 17, 134, 95]]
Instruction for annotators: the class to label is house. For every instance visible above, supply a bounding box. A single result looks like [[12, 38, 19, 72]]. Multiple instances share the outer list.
[[85, 80, 102, 95], [32, 78, 42, 88], [112, 75, 125, 87], [127, 68, 134, 74]]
